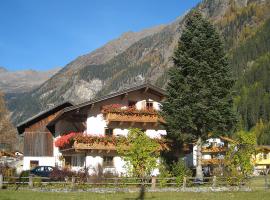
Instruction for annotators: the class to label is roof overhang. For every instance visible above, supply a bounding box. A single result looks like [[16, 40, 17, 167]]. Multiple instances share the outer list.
[[17, 102, 74, 135]]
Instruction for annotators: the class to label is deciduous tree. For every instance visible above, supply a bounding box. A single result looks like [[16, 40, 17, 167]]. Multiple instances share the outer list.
[[0, 91, 18, 150]]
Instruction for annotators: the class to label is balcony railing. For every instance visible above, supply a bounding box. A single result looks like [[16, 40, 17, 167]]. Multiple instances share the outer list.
[[57, 132, 168, 152], [101, 104, 164, 123], [73, 141, 120, 151], [201, 158, 225, 165], [202, 147, 227, 153], [104, 112, 162, 123]]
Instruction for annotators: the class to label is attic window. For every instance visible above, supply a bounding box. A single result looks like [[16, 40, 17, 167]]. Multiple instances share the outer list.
[[105, 128, 113, 136], [146, 101, 153, 109]]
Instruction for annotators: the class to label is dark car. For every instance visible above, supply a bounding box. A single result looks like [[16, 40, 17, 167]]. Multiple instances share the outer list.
[[30, 166, 55, 178]]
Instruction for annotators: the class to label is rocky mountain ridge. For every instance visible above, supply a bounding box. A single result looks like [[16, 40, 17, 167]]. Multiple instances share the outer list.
[[0, 67, 60, 94]]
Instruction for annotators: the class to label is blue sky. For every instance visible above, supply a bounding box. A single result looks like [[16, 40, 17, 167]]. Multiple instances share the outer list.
[[0, 0, 201, 71]]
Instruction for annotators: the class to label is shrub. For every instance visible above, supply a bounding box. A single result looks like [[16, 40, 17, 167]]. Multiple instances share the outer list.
[[0, 164, 16, 177], [158, 160, 172, 187], [49, 168, 75, 181], [171, 159, 192, 186]]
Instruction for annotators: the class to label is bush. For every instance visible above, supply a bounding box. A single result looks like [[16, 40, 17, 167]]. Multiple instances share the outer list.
[[0, 164, 16, 177], [49, 168, 75, 181], [171, 159, 192, 186], [158, 160, 172, 187]]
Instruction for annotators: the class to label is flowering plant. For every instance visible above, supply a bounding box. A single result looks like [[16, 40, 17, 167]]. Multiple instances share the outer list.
[[55, 132, 168, 150], [54, 132, 82, 148], [74, 134, 128, 146], [102, 104, 157, 115]]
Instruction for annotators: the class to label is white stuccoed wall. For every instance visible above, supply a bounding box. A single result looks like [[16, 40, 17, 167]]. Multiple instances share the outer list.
[[145, 130, 166, 139], [113, 128, 129, 137], [23, 157, 56, 170], [86, 114, 107, 136], [85, 155, 103, 174]]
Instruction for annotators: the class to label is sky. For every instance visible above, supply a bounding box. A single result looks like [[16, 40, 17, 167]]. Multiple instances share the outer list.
[[0, 0, 201, 71]]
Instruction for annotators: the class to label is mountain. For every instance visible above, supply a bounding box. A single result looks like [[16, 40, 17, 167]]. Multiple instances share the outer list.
[[7, 0, 270, 131], [0, 67, 8, 73], [0, 68, 60, 94]]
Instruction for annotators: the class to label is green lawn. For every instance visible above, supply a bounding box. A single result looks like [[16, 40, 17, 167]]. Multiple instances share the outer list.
[[1, 190, 270, 200]]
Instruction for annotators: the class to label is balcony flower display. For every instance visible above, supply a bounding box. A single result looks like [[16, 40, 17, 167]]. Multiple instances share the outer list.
[[102, 104, 157, 115], [55, 132, 168, 150], [54, 132, 82, 148]]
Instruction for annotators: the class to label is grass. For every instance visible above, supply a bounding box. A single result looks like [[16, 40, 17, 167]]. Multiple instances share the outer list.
[[1, 190, 270, 200]]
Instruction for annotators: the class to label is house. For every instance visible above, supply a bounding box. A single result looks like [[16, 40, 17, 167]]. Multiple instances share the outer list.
[[253, 146, 270, 174], [17, 102, 74, 170], [17, 84, 167, 175], [191, 136, 233, 176]]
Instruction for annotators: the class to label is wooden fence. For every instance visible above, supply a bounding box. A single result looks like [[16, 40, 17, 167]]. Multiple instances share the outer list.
[[1, 174, 262, 190]]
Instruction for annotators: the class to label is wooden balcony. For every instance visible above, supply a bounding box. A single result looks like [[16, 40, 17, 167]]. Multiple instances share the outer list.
[[202, 147, 227, 153], [104, 112, 164, 123], [73, 141, 120, 152], [201, 158, 225, 165], [72, 140, 167, 152]]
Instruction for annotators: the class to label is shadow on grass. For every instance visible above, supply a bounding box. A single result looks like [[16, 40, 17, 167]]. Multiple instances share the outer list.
[[124, 185, 156, 200]]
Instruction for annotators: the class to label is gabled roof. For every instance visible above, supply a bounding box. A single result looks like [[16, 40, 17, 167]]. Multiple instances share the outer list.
[[17, 102, 73, 134], [47, 83, 166, 127]]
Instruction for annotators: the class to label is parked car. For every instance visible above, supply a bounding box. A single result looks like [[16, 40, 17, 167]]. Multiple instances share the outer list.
[[30, 166, 56, 178]]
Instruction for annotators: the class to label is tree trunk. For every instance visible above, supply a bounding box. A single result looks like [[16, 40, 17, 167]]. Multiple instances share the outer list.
[[196, 137, 203, 180]]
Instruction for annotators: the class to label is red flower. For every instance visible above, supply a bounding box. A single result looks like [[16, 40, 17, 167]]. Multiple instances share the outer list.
[[55, 132, 82, 148]]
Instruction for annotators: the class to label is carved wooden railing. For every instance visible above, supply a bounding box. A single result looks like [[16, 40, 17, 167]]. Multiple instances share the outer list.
[[104, 112, 164, 123], [73, 140, 167, 151], [202, 147, 228, 153], [201, 158, 225, 165], [73, 141, 120, 151]]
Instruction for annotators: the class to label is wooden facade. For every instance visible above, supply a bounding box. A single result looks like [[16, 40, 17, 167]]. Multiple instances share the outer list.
[[23, 112, 60, 156], [18, 102, 73, 157], [24, 132, 53, 156]]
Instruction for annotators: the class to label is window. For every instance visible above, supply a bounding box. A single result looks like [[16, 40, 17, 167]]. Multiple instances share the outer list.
[[30, 160, 39, 169], [103, 156, 114, 167], [64, 156, 71, 166], [146, 101, 153, 109], [71, 155, 85, 167], [105, 128, 113, 136], [263, 153, 268, 160], [128, 101, 137, 107]]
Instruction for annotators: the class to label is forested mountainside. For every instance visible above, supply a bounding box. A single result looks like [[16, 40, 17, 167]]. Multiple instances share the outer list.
[[7, 0, 270, 141]]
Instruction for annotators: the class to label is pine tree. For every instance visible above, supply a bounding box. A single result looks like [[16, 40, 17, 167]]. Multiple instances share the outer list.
[[161, 11, 237, 180], [0, 91, 18, 151]]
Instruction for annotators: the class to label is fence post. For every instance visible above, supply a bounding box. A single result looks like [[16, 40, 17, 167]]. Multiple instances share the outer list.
[[28, 175, 33, 188], [212, 176, 217, 188], [151, 176, 156, 189], [0, 174, 3, 189], [71, 176, 76, 189], [182, 176, 187, 188], [265, 174, 269, 189]]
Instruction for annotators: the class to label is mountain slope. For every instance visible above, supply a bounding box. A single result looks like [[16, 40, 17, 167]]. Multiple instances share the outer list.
[[0, 67, 60, 94], [8, 0, 270, 130]]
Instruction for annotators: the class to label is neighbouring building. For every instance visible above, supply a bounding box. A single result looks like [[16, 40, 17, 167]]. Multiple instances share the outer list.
[[191, 136, 232, 176], [253, 146, 270, 174], [17, 84, 167, 175], [17, 102, 73, 170]]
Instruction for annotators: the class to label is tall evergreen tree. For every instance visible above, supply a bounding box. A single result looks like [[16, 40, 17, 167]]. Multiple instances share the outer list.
[[161, 11, 237, 179]]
